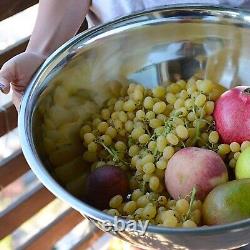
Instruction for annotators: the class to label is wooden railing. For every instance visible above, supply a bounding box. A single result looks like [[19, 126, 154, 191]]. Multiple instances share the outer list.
[[0, 1, 105, 249]]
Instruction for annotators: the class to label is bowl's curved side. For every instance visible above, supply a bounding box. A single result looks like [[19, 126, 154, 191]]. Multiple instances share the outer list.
[[19, 5, 250, 250]]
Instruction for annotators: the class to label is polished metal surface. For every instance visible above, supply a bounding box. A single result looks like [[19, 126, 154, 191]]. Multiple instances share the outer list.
[[19, 5, 250, 250]]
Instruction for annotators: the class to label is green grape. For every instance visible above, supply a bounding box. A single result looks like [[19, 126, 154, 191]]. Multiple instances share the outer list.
[[142, 203, 157, 219], [153, 101, 167, 114], [109, 195, 123, 209], [230, 142, 240, 153]]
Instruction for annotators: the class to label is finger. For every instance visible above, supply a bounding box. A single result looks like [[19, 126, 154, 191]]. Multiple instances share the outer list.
[[0, 63, 14, 94], [0, 76, 11, 94]]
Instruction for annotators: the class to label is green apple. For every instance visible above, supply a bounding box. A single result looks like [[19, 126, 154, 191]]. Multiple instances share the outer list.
[[236, 146, 250, 179]]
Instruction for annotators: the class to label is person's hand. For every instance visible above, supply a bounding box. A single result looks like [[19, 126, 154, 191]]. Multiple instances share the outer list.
[[0, 52, 46, 110]]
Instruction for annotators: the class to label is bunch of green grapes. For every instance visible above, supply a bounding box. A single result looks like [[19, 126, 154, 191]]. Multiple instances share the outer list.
[[106, 188, 202, 228], [79, 78, 226, 227]]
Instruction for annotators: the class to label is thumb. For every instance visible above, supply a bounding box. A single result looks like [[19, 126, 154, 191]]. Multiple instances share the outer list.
[[0, 63, 14, 94]]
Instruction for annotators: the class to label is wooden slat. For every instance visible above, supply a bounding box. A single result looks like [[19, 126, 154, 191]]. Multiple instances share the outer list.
[[0, 150, 30, 188], [21, 209, 83, 250], [0, 0, 38, 22], [0, 38, 29, 68], [72, 229, 105, 250], [0, 184, 55, 240], [0, 102, 18, 137]]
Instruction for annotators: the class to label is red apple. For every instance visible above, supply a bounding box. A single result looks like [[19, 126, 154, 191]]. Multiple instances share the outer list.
[[214, 86, 250, 144], [165, 147, 228, 201]]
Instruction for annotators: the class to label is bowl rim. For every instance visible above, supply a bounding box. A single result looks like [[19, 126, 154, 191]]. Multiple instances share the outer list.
[[19, 4, 250, 234]]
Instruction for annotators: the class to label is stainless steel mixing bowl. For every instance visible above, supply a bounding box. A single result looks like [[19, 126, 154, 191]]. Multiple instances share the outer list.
[[19, 5, 250, 250]]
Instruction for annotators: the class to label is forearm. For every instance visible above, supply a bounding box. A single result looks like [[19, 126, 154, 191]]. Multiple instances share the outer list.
[[26, 0, 90, 57]]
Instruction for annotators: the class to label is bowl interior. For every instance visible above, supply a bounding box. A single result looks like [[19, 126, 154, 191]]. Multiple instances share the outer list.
[[20, 6, 250, 235]]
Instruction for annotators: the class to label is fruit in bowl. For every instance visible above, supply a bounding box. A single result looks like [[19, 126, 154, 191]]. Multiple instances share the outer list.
[[203, 179, 250, 225], [38, 77, 250, 228], [85, 165, 129, 209], [165, 147, 228, 201], [236, 146, 250, 179], [214, 86, 250, 144]]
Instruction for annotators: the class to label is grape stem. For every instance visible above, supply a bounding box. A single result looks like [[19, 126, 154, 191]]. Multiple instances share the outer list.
[[145, 123, 151, 137], [193, 119, 201, 145], [162, 111, 182, 137], [191, 104, 205, 145], [97, 140, 129, 166], [181, 141, 186, 148], [184, 187, 197, 221]]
